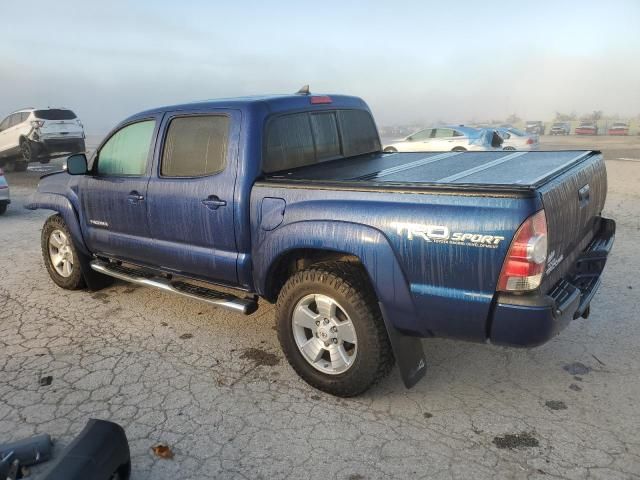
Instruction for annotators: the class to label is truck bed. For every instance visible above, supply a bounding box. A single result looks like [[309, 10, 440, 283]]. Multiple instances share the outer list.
[[263, 150, 599, 193]]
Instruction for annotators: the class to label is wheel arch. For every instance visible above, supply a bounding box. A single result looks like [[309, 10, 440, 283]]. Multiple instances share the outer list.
[[254, 221, 420, 335], [26, 192, 89, 255]]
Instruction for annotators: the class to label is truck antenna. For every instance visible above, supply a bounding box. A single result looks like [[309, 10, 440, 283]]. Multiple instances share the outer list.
[[296, 85, 310, 95]]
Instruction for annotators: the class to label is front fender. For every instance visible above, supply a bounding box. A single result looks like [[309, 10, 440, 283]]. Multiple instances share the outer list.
[[254, 221, 425, 336], [25, 192, 89, 255]]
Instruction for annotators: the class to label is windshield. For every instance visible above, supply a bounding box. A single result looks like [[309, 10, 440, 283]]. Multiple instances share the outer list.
[[34, 109, 77, 120]]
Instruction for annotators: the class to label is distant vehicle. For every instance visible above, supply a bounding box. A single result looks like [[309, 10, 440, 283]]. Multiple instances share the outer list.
[[550, 123, 571, 136], [0, 167, 9, 215], [575, 122, 598, 135], [383, 126, 502, 152], [608, 122, 629, 136], [525, 121, 545, 135], [495, 127, 539, 150], [0, 108, 85, 171]]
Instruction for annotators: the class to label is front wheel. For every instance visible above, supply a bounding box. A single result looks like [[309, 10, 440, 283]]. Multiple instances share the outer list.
[[20, 138, 36, 164], [503, 146, 516, 151], [452, 146, 467, 152], [383, 147, 397, 153], [276, 262, 394, 397], [41, 215, 86, 290]]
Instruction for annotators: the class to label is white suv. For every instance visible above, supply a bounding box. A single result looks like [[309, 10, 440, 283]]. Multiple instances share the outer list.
[[0, 108, 85, 171]]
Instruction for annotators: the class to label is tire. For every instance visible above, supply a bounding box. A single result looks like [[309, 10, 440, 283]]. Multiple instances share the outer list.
[[20, 138, 35, 164], [276, 262, 394, 397], [452, 147, 467, 152], [39, 157, 51, 165], [41, 214, 86, 290], [383, 147, 397, 153], [504, 146, 516, 151], [0, 204, 7, 215]]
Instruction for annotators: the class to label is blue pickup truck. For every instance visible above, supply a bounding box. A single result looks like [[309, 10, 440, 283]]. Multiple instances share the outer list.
[[27, 91, 615, 396]]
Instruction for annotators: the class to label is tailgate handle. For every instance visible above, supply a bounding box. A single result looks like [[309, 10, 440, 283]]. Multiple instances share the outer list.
[[578, 184, 590, 207]]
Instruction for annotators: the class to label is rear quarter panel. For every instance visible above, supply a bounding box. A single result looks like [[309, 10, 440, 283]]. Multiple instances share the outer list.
[[252, 184, 540, 340]]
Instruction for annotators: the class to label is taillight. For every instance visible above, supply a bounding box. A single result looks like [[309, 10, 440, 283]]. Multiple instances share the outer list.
[[310, 96, 332, 104], [497, 210, 548, 292], [526, 137, 534, 144], [31, 120, 44, 128]]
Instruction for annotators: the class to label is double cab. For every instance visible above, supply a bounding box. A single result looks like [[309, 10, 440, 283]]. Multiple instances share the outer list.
[[27, 92, 615, 396]]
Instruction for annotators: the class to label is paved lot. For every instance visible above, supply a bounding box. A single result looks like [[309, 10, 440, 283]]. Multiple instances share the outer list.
[[1, 137, 639, 479]]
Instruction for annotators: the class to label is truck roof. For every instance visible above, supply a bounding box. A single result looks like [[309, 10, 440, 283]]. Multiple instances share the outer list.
[[128, 93, 369, 122]]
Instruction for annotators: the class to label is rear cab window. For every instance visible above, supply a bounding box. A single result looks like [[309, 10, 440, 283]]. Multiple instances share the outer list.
[[263, 109, 380, 173], [96, 120, 155, 176]]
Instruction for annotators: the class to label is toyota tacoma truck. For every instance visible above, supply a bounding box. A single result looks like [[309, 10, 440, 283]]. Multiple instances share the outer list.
[[26, 91, 615, 397]]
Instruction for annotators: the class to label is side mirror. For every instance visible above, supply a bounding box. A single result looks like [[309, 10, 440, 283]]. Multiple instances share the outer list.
[[65, 153, 88, 175], [406, 136, 413, 141]]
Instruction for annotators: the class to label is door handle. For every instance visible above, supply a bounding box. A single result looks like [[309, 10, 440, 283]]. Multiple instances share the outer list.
[[201, 195, 227, 210], [127, 191, 145, 204]]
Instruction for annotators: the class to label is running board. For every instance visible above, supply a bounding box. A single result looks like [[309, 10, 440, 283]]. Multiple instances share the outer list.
[[90, 260, 258, 315]]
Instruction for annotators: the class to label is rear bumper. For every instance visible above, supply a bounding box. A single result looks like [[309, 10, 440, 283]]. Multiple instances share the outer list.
[[489, 217, 615, 347], [35, 137, 85, 155]]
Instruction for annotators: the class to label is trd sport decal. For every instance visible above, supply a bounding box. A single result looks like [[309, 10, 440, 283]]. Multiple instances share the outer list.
[[392, 222, 505, 249]]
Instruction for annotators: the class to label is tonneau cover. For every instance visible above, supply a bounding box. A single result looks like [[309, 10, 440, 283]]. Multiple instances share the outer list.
[[265, 150, 599, 191]]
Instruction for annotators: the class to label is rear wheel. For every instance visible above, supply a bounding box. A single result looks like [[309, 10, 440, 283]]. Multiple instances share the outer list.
[[383, 147, 397, 153], [0, 204, 7, 215], [41, 215, 86, 290], [504, 146, 516, 151], [452, 146, 467, 152], [276, 262, 394, 397], [20, 138, 35, 164]]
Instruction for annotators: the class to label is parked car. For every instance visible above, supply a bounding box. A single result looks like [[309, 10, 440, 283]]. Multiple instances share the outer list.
[[525, 121, 545, 135], [495, 127, 539, 150], [550, 122, 571, 135], [575, 122, 598, 135], [27, 92, 615, 397], [608, 122, 629, 136], [0, 167, 9, 215], [0, 108, 85, 171], [383, 126, 502, 152]]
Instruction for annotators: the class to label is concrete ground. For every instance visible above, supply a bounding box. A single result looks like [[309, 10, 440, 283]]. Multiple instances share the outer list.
[[0, 136, 639, 479]]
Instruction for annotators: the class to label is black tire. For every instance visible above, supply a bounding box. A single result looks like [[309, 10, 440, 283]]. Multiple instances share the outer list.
[[276, 262, 394, 397], [452, 146, 467, 152], [39, 157, 51, 165], [0, 204, 7, 215], [20, 138, 35, 164], [383, 147, 397, 153], [504, 146, 516, 151], [41, 214, 86, 290]]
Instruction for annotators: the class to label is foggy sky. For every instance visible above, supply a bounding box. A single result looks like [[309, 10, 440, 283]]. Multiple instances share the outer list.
[[1, 0, 639, 134]]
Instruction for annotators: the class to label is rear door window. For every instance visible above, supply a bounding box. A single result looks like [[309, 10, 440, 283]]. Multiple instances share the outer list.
[[8, 113, 22, 128], [97, 120, 155, 176], [0, 116, 10, 131], [161, 115, 229, 177], [434, 128, 455, 138]]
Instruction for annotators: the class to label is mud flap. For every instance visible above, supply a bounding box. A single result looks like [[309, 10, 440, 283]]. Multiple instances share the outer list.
[[379, 303, 427, 388]]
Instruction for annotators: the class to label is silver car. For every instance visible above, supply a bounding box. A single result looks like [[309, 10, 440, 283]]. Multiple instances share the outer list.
[[0, 167, 9, 215]]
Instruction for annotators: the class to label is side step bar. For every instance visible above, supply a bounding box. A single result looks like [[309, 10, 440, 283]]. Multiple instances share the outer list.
[[90, 260, 258, 315]]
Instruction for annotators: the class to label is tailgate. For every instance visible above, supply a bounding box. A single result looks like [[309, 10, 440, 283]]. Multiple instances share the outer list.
[[539, 153, 607, 290], [40, 120, 83, 136]]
